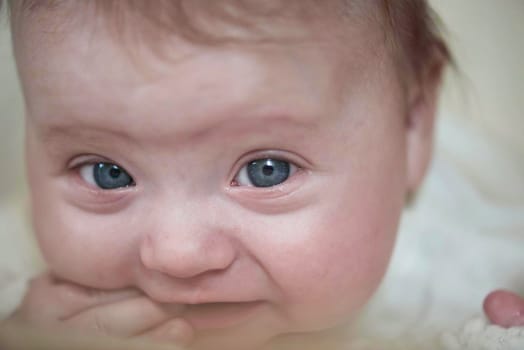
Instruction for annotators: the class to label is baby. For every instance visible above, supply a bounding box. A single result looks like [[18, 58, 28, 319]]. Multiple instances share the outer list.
[[1, 0, 523, 349]]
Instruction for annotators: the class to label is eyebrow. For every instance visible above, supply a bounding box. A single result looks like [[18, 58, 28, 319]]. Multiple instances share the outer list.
[[35, 111, 317, 151], [37, 122, 134, 146], [188, 113, 317, 142], [33, 121, 137, 161]]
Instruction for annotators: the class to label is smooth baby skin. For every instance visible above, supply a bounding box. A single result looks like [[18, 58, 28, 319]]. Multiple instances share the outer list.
[[10, 2, 443, 350]]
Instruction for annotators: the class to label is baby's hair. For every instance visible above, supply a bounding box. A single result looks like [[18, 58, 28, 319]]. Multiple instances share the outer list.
[[4, 0, 450, 80]]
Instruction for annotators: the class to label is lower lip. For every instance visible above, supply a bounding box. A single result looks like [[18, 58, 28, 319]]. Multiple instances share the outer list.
[[183, 301, 264, 330]]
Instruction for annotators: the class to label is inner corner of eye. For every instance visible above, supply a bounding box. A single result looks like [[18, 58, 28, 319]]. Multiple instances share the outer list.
[[232, 164, 251, 187]]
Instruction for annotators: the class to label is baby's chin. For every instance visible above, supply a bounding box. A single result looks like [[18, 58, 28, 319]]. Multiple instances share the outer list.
[[188, 318, 354, 350], [187, 325, 276, 350]]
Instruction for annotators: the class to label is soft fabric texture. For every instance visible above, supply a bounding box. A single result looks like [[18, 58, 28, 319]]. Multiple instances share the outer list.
[[354, 116, 524, 348], [441, 317, 524, 350]]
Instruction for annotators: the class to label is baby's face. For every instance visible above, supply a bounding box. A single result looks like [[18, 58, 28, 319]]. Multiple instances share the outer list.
[[14, 7, 430, 349]]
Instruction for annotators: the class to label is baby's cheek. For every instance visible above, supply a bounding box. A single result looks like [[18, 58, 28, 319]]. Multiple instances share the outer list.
[[270, 195, 399, 330], [35, 203, 136, 288], [288, 238, 393, 329]]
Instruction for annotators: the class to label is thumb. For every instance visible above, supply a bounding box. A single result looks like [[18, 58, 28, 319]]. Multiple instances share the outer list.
[[483, 290, 524, 328]]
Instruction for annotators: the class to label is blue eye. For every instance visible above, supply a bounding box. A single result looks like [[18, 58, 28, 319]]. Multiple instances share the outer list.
[[80, 162, 134, 190], [234, 158, 297, 188]]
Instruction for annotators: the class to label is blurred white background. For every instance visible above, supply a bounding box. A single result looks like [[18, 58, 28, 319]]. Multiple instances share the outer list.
[[0, 12, 24, 200], [431, 0, 524, 204], [433, 0, 524, 153]]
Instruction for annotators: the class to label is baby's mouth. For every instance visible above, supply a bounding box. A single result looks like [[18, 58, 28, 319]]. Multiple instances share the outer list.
[[182, 301, 265, 331]]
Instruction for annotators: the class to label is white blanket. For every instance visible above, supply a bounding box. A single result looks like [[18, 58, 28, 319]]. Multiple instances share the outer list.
[[356, 116, 524, 348]]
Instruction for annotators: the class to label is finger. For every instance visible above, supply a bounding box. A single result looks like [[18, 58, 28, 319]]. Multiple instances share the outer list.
[[54, 283, 143, 320], [0, 322, 180, 350], [65, 296, 185, 338], [15, 273, 142, 323], [11, 273, 69, 323], [140, 318, 195, 347], [484, 290, 524, 328]]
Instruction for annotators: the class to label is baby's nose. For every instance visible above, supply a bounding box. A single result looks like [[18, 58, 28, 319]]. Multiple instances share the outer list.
[[139, 225, 237, 279]]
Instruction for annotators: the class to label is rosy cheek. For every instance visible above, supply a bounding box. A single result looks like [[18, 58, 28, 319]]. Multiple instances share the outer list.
[[35, 201, 136, 288], [261, 179, 400, 326]]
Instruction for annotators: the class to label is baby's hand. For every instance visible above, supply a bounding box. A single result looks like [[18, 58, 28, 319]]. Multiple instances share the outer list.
[[6, 273, 194, 346], [484, 290, 524, 328]]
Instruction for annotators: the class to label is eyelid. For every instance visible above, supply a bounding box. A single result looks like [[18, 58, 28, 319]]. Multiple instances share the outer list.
[[67, 154, 115, 169], [68, 154, 135, 177]]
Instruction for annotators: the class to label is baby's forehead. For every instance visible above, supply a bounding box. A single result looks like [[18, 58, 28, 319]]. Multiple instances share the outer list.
[[10, 0, 379, 57], [10, 0, 451, 100], [28, 44, 346, 139], [15, 2, 389, 129]]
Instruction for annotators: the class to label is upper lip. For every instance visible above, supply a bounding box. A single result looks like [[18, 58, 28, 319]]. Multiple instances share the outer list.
[[140, 279, 265, 305], [185, 300, 262, 309], [137, 268, 273, 305], [143, 287, 262, 305], [147, 290, 261, 305]]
